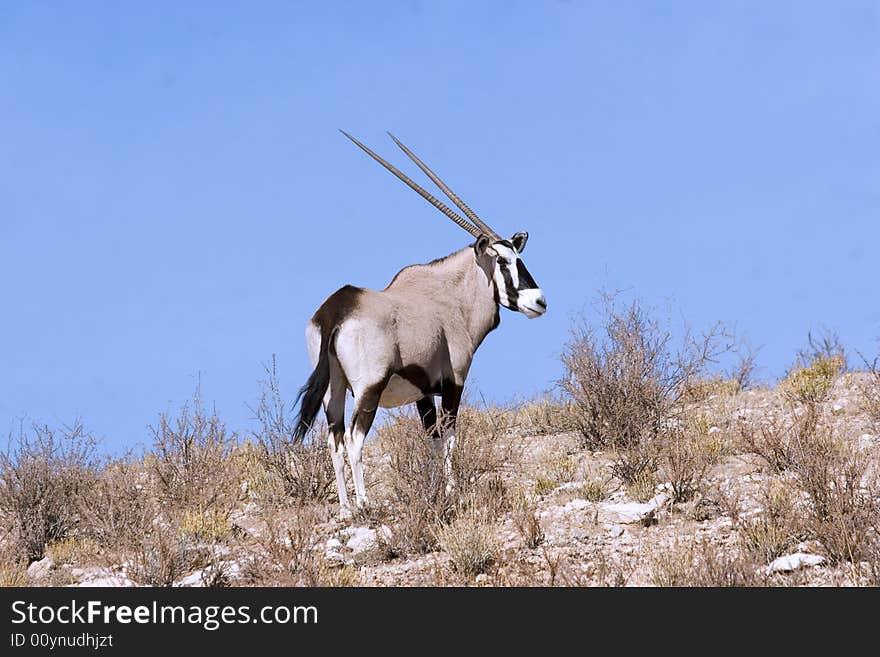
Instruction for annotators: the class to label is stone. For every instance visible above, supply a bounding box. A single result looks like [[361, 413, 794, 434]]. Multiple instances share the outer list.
[[326, 538, 344, 551], [608, 525, 626, 538], [708, 426, 721, 435], [858, 434, 876, 450], [562, 498, 591, 513], [27, 557, 55, 580], [831, 401, 847, 416], [344, 526, 378, 553], [766, 552, 826, 574], [600, 493, 670, 525]]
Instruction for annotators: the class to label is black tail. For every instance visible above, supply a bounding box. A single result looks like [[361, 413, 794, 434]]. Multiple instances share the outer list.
[[292, 329, 336, 443]]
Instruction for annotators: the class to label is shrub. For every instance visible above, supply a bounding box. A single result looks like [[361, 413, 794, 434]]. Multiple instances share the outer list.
[[248, 357, 335, 504], [238, 504, 352, 586], [375, 406, 511, 556], [738, 406, 820, 473], [857, 349, 880, 430], [82, 457, 154, 553], [655, 424, 713, 504], [0, 422, 99, 561], [560, 293, 728, 486], [149, 390, 237, 510], [788, 428, 879, 563]]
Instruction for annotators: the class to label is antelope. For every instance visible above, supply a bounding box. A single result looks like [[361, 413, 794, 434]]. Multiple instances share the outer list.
[[293, 132, 547, 515]]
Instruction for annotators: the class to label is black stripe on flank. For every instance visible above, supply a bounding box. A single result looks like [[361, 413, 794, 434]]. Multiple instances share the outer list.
[[515, 259, 538, 291]]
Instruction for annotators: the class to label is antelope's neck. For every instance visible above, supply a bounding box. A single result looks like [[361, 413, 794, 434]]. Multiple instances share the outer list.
[[452, 249, 500, 351]]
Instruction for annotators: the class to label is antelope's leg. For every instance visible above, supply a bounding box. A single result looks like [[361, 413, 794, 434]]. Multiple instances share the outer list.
[[347, 383, 384, 508], [440, 383, 464, 487], [325, 361, 350, 514]]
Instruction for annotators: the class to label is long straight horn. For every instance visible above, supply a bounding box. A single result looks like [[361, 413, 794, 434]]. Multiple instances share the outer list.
[[340, 130, 482, 239], [387, 132, 501, 241]]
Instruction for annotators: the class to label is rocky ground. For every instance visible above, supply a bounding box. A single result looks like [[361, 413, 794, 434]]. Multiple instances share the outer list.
[[17, 371, 879, 588]]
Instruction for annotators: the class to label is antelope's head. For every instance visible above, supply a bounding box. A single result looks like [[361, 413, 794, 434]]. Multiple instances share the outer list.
[[341, 130, 547, 319]]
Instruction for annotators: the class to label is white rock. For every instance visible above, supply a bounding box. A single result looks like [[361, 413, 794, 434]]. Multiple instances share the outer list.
[[324, 551, 347, 566], [175, 571, 206, 587], [562, 498, 591, 513], [70, 568, 84, 579], [344, 526, 378, 553], [326, 538, 344, 551], [708, 426, 721, 435], [766, 552, 826, 574], [600, 493, 670, 525], [608, 525, 626, 538], [76, 569, 137, 587], [858, 434, 876, 450], [831, 402, 846, 416], [27, 557, 55, 580]]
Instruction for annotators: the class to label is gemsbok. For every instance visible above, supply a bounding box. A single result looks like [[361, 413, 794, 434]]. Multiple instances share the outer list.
[[294, 132, 547, 515]]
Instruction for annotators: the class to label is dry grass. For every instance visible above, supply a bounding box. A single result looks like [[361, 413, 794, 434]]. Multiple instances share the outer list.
[[782, 354, 845, 405], [511, 492, 544, 549], [437, 509, 498, 577], [650, 538, 767, 587], [723, 479, 802, 563]]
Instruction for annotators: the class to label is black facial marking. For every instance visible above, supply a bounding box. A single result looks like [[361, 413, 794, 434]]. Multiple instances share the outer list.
[[515, 259, 538, 290], [498, 261, 519, 311]]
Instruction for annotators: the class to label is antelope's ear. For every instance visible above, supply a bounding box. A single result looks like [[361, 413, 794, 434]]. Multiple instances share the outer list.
[[473, 233, 492, 256], [511, 231, 529, 253]]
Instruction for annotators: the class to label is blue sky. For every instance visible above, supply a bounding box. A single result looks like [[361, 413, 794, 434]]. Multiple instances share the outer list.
[[2, 2, 878, 452]]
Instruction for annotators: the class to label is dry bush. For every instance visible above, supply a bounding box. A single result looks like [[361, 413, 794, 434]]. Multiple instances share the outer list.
[[238, 504, 358, 586], [83, 451, 236, 586], [0, 422, 99, 561], [0, 533, 27, 586], [787, 428, 879, 564], [738, 406, 820, 473], [857, 349, 880, 430], [437, 509, 498, 577], [148, 389, 237, 511], [656, 424, 713, 504], [82, 457, 153, 554], [375, 406, 512, 557], [650, 538, 766, 587], [248, 357, 335, 504], [560, 293, 728, 487]]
